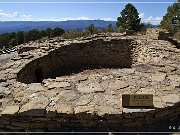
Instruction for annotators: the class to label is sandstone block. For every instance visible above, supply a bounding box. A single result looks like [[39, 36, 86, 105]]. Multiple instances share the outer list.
[[162, 94, 180, 106], [1, 106, 19, 116], [126, 30, 134, 35], [76, 81, 104, 93], [26, 83, 45, 92], [56, 103, 74, 114], [146, 28, 168, 40], [150, 72, 166, 82], [19, 97, 48, 116], [48, 81, 71, 89], [76, 95, 92, 106], [74, 106, 95, 114], [108, 80, 129, 90]]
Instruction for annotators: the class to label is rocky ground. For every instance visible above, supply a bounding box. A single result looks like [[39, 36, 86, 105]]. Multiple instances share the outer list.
[[0, 30, 180, 132], [0, 33, 180, 115]]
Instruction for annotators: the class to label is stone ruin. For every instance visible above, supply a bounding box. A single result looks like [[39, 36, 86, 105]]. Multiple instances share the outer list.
[[0, 28, 180, 132]]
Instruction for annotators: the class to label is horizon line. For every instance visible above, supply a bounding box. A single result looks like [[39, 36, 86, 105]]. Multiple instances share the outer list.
[[0, 20, 160, 24]]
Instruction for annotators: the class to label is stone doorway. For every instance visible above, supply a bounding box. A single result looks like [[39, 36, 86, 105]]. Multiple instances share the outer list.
[[35, 68, 44, 83]]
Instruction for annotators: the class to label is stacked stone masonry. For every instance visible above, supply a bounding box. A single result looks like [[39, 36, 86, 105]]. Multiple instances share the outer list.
[[17, 38, 135, 84], [0, 29, 180, 132]]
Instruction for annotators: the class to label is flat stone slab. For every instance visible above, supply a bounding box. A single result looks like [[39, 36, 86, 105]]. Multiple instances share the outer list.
[[150, 72, 166, 82], [47, 81, 71, 89], [108, 80, 129, 90], [26, 83, 45, 92], [74, 105, 95, 114], [136, 88, 156, 94], [76, 81, 104, 93], [1, 106, 19, 115], [55, 103, 74, 114], [162, 94, 180, 106], [19, 96, 48, 116], [76, 95, 92, 106], [111, 68, 135, 76], [0, 86, 12, 97]]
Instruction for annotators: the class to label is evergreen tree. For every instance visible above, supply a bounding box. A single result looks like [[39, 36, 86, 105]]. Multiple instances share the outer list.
[[0, 27, 65, 48], [8, 38, 17, 47], [87, 24, 95, 34], [116, 3, 141, 32], [16, 31, 25, 44], [0, 34, 9, 46], [52, 27, 65, 37], [40, 30, 47, 38], [9, 32, 16, 39], [46, 28, 53, 38], [160, 1, 180, 33], [106, 24, 115, 32], [25, 29, 40, 42]]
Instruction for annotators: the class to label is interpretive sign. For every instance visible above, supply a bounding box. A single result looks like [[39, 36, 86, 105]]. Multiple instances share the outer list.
[[122, 94, 153, 107]]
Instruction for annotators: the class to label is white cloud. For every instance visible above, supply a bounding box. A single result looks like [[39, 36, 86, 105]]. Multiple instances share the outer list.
[[139, 13, 145, 18], [0, 10, 115, 22], [0, 10, 20, 18], [0, 10, 11, 17], [76, 16, 91, 20], [59, 16, 116, 21], [22, 14, 33, 21], [0, 9, 32, 21], [0, 9, 162, 25], [33, 16, 92, 21], [143, 16, 163, 24], [0, 9, 116, 22], [100, 17, 115, 21], [60, 16, 92, 21], [139, 12, 162, 24], [13, 12, 20, 17], [138, 13, 162, 25], [34, 16, 116, 21]]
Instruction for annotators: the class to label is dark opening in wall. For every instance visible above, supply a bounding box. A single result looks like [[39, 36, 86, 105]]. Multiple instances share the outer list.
[[35, 68, 44, 83]]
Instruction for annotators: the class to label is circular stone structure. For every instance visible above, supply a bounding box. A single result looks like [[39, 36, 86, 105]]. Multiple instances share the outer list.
[[0, 30, 180, 132]]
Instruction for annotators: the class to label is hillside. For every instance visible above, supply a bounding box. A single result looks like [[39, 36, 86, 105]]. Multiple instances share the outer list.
[[0, 20, 117, 34]]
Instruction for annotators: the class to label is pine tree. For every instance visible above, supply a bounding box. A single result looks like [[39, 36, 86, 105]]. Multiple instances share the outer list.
[[160, 1, 180, 33], [16, 31, 24, 44], [106, 24, 115, 32], [116, 3, 141, 32], [8, 38, 17, 47], [87, 24, 95, 34], [52, 27, 65, 37]]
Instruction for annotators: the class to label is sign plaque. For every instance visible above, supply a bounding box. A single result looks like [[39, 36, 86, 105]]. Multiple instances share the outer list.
[[122, 94, 153, 107]]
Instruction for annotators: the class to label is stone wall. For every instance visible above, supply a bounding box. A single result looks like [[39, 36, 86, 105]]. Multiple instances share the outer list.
[[168, 37, 180, 49], [146, 28, 170, 40], [17, 38, 136, 84], [0, 102, 179, 132], [17, 46, 38, 54], [146, 28, 180, 49]]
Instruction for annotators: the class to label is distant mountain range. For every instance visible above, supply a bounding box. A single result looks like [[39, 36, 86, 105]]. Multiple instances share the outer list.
[[0, 20, 117, 34]]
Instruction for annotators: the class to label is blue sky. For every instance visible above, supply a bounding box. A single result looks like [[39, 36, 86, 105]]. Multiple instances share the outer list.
[[0, 0, 177, 24]]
